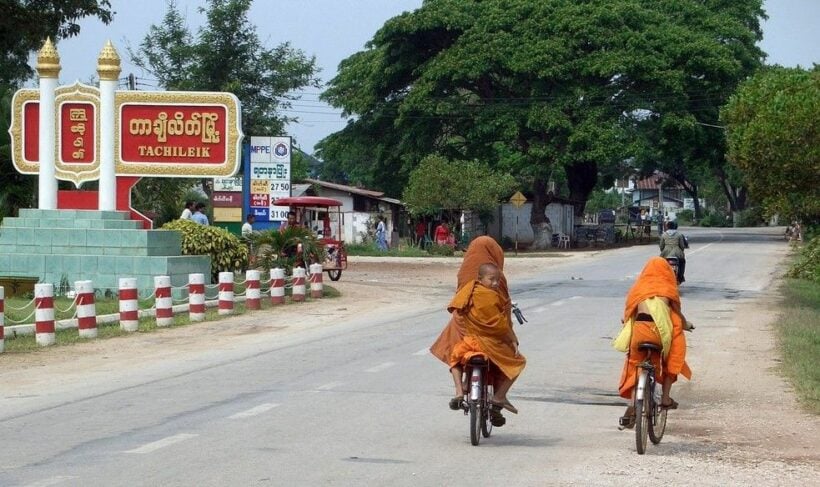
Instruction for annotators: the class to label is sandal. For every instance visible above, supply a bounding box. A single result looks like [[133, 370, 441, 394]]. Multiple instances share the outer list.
[[490, 398, 519, 415], [489, 405, 506, 427], [449, 397, 463, 411], [660, 398, 679, 410], [619, 406, 636, 430]]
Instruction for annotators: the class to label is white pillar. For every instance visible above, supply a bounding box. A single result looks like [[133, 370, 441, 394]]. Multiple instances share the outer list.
[[36, 39, 60, 210], [97, 40, 120, 210]]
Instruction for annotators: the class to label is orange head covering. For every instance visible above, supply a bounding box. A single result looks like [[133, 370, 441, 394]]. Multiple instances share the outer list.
[[456, 236, 509, 304], [623, 256, 680, 322]]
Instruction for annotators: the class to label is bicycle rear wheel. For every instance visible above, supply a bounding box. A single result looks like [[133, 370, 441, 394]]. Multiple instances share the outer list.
[[481, 384, 493, 438], [634, 372, 649, 454], [648, 386, 667, 444], [469, 402, 481, 446]]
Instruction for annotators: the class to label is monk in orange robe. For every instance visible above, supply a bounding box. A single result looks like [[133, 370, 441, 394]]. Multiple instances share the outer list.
[[617, 256, 693, 427], [430, 237, 524, 423]]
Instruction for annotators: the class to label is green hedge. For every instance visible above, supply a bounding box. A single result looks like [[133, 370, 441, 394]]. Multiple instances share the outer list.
[[162, 219, 248, 279]]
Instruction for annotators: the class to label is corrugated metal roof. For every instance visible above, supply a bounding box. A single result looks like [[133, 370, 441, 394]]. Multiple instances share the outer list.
[[634, 171, 683, 190], [304, 178, 384, 198]]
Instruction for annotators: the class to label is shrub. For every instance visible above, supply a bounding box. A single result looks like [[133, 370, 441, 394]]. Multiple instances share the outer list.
[[699, 212, 727, 228], [247, 225, 325, 274], [676, 209, 694, 226], [162, 219, 248, 279], [737, 207, 765, 227], [787, 236, 820, 283], [428, 243, 455, 256]]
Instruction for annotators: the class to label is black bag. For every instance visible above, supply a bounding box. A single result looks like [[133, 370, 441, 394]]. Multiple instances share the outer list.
[[683, 235, 689, 249]]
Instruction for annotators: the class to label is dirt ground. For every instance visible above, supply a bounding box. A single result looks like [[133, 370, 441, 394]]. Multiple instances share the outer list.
[[1, 252, 818, 471]]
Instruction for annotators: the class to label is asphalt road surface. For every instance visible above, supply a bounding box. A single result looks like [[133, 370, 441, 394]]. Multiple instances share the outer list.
[[1, 227, 817, 486]]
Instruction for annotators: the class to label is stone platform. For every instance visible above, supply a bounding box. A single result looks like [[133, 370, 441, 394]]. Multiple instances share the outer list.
[[0, 209, 210, 293]]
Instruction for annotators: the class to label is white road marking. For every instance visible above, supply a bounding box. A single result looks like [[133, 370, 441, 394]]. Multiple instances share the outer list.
[[413, 348, 429, 356], [569, 295, 582, 300], [365, 362, 395, 373], [687, 242, 715, 255], [550, 300, 566, 307], [531, 306, 548, 313], [316, 381, 344, 391], [229, 403, 280, 419], [24, 477, 77, 487], [125, 433, 198, 454]]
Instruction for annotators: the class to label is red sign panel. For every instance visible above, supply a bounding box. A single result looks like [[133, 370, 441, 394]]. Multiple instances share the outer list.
[[60, 102, 95, 164], [23, 102, 39, 162], [212, 192, 242, 207], [250, 193, 269, 207], [120, 104, 227, 164]]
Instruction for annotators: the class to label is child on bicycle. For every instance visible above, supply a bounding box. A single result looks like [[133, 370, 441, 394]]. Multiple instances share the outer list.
[[613, 256, 693, 428], [446, 262, 526, 426]]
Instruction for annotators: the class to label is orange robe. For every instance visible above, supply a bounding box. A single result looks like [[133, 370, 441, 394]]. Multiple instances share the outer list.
[[430, 236, 515, 364], [448, 281, 526, 380], [618, 257, 692, 399]]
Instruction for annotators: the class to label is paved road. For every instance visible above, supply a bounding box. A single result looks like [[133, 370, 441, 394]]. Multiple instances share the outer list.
[[0, 227, 812, 486]]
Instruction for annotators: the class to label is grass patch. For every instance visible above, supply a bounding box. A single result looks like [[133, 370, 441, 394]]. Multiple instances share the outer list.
[[345, 243, 432, 257], [1, 284, 339, 354], [779, 278, 820, 414]]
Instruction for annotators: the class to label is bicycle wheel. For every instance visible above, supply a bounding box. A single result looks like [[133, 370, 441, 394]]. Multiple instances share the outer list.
[[481, 384, 493, 438], [327, 269, 342, 281], [634, 372, 649, 454], [469, 401, 481, 446], [648, 386, 667, 444]]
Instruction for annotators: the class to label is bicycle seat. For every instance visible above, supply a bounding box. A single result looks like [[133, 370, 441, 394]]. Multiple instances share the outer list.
[[638, 342, 662, 353], [467, 356, 489, 366]]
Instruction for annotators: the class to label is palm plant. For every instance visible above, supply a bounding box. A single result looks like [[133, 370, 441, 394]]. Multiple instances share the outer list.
[[249, 226, 325, 274]]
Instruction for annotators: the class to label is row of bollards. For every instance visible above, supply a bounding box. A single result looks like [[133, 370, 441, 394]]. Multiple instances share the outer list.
[[0, 265, 325, 350]]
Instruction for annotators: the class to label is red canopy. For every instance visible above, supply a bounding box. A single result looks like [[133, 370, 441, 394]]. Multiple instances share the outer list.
[[273, 196, 343, 207]]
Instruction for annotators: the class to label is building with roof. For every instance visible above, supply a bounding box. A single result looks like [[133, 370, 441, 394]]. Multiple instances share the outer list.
[[302, 179, 405, 245]]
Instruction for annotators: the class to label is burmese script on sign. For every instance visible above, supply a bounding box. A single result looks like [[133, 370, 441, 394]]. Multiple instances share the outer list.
[[120, 104, 228, 164]]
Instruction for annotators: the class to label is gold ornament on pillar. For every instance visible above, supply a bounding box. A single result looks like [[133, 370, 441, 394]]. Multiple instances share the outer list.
[[36, 38, 61, 78], [97, 40, 121, 81]]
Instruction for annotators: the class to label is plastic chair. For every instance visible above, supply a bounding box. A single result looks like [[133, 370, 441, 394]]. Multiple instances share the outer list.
[[558, 233, 571, 249]]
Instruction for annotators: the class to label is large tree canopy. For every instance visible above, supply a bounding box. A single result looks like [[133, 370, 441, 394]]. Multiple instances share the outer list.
[[0, 0, 114, 86], [317, 0, 764, 245], [722, 66, 820, 220], [132, 0, 320, 138]]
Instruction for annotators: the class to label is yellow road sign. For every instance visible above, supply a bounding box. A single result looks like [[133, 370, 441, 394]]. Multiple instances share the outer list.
[[509, 191, 527, 208]]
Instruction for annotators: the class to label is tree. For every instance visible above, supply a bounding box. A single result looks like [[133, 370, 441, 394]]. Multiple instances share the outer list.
[[130, 0, 320, 209], [0, 86, 36, 221], [0, 1, 114, 86], [318, 0, 765, 247], [722, 66, 820, 220], [402, 154, 516, 221]]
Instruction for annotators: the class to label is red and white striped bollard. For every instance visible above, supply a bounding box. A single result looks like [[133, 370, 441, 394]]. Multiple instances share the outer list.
[[218, 272, 234, 315], [119, 278, 139, 332], [292, 267, 306, 302], [270, 268, 285, 305], [75, 280, 97, 339], [245, 270, 261, 310], [309, 263, 323, 299], [189, 273, 206, 322], [154, 276, 173, 327], [35, 283, 55, 346]]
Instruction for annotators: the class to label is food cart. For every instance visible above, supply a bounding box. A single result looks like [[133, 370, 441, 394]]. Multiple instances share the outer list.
[[273, 196, 348, 281]]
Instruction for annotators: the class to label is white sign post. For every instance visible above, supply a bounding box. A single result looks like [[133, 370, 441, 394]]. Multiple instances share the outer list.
[[249, 136, 291, 223]]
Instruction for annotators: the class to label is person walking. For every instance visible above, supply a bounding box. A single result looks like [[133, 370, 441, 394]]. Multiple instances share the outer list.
[[376, 216, 388, 251], [192, 202, 209, 226]]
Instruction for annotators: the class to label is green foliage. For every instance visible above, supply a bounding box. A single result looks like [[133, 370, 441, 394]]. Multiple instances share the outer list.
[[698, 211, 728, 228], [779, 278, 820, 412], [787, 236, 820, 283], [247, 225, 325, 274], [162, 219, 247, 279], [318, 0, 765, 226], [428, 244, 455, 257], [402, 154, 516, 216], [736, 207, 765, 227], [723, 66, 820, 220], [132, 179, 203, 227], [584, 190, 624, 215], [0, 1, 114, 85], [345, 243, 429, 257], [676, 209, 694, 225], [131, 0, 320, 137]]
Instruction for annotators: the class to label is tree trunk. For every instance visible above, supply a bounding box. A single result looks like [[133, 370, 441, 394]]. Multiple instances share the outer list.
[[566, 161, 598, 217], [529, 177, 552, 249]]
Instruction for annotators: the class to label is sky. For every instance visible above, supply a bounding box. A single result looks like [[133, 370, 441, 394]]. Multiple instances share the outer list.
[[49, 0, 819, 155]]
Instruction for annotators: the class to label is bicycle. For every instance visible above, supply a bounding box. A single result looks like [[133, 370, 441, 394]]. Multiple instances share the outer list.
[[631, 342, 668, 454]]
